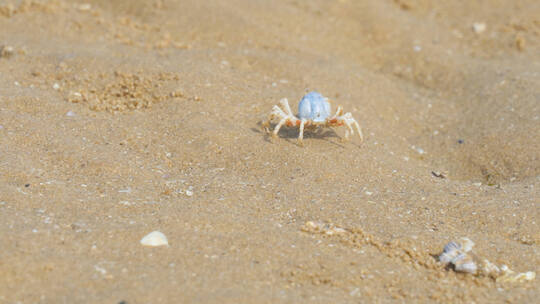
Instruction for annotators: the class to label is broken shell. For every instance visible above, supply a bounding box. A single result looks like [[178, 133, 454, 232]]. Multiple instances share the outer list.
[[443, 241, 460, 254], [452, 253, 477, 274], [140, 231, 169, 247], [438, 237, 535, 282], [480, 259, 500, 277], [301, 221, 348, 235], [497, 266, 536, 283], [459, 237, 474, 252], [439, 244, 459, 264], [441, 237, 474, 253], [514, 271, 536, 282], [439, 238, 474, 264], [438, 238, 477, 274]]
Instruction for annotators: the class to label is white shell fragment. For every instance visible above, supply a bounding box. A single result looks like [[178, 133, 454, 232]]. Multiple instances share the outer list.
[[438, 238, 478, 274], [481, 259, 500, 275], [459, 237, 475, 252], [439, 241, 460, 263], [140, 231, 169, 247], [438, 237, 475, 272], [453, 253, 477, 274], [514, 272, 536, 282], [496, 267, 536, 283], [78, 3, 92, 11], [472, 22, 486, 34], [301, 221, 347, 235]]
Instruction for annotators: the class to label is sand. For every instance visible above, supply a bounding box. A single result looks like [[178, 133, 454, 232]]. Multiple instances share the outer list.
[[0, 0, 538, 303]]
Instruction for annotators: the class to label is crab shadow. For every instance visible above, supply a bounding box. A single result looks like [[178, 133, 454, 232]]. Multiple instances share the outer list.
[[252, 122, 360, 148]]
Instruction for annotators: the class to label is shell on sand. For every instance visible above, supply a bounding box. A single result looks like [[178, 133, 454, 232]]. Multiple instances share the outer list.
[[438, 238, 475, 267], [140, 231, 169, 247], [301, 221, 348, 235], [439, 241, 460, 264], [439, 239, 478, 274], [452, 253, 477, 274], [496, 267, 536, 283], [438, 238, 535, 281], [458, 237, 475, 252]]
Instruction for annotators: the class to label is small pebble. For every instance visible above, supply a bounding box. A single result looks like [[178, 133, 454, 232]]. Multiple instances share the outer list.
[[432, 171, 445, 178], [53, 83, 60, 90], [66, 111, 76, 117], [68, 91, 84, 103], [185, 190, 193, 196], [516, 36, 526, 51], [457, 139, 464, 144], [0, 45, 14, 58], [78, 3, 92, 11], [140, 231, 168, 247], [412, 146, 425, 154], [472, 22, 486, 34], [94, 265, 107, 275]]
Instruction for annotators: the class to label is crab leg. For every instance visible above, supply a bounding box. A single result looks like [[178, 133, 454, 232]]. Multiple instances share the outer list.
[[272, 105, 287, 118], [279, 98, 294, 116], [343, 120, 354, 140], [353, 120, 363, 142], [333, 106, 343, 117], [342, 113, 363, 142], [298, 119, 307, 145], [327, 112, 363, 142], [273, 117, 288, 137], [263, 110, 281, 133]]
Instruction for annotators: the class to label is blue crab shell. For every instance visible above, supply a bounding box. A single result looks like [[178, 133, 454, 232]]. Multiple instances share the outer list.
[[298, 91, 331, 122]]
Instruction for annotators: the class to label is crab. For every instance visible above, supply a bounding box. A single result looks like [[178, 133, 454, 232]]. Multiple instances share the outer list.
[[263, 91, 363, 145]]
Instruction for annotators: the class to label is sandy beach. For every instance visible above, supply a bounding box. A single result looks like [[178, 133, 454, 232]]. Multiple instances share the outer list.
[[0, 0, 539, 303]]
